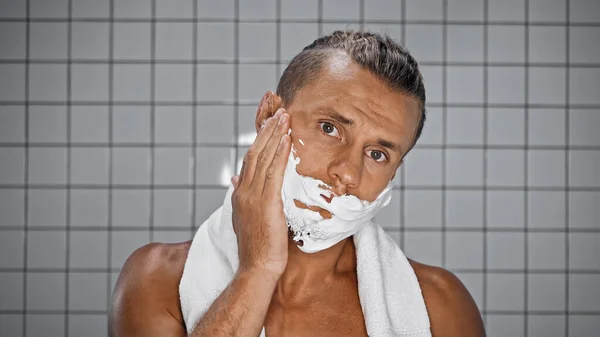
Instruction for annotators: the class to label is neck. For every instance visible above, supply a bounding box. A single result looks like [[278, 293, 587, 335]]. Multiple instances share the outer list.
[[274, 234, 356, 304]]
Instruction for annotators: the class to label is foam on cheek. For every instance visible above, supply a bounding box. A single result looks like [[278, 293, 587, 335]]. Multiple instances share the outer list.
[[281, 140, 393, 253]]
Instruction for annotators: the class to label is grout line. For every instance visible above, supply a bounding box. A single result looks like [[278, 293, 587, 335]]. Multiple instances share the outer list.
[[190, 0, 198, 237], [64, 0, 73, 334], [524, 0, 530, 335], [318, 0, 323, 36], [399, 0, 406, 252], [441, 0, 448, 269], [22, 0, 30, 335], [106, 0, 115, 319], [565, 0, 571, 335], [482, 0, 489, 326], [149, 0, 156, 243], [233, 0, 239, 174]]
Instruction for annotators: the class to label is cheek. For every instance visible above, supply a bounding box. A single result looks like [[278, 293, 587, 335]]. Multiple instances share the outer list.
[[290, 136, 333, 179]]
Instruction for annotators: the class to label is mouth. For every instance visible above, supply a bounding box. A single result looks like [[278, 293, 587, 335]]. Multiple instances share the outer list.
[[293, 199, 333, 219], [320, 193, 333, 203]]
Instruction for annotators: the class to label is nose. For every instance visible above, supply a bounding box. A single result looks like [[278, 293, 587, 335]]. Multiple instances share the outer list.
[[327, 148, 362, 196]]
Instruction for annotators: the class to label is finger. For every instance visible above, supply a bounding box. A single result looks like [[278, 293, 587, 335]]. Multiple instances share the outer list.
[[263, 134, 292, 198], [252, 112, 290, 190], [239, 112, 282, 188], [231, 175, 240, 189]]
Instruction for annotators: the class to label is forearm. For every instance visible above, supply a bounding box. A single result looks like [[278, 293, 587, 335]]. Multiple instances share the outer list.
[[189, 269, 279, 337]]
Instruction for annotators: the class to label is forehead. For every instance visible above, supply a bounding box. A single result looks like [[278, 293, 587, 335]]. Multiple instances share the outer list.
[[288, 53, 421, 150]]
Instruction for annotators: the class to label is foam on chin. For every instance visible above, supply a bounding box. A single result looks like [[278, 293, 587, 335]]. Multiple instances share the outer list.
[[281, 142, 393, 253]]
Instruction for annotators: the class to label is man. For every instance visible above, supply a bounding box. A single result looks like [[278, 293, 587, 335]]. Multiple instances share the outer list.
[[109, 31, 485, 337]]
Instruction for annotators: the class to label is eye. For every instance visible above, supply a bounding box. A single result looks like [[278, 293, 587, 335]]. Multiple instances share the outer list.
[[320, 122, 339, 137], [366, 150, 387, 162]]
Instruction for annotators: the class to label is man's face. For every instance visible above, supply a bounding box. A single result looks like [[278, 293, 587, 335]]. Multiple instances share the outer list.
[[261, 53, 420, 204]]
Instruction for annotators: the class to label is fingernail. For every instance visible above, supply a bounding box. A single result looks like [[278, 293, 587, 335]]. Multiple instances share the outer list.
[[279, 113, 288, 125], [275, 108, 284, 117]]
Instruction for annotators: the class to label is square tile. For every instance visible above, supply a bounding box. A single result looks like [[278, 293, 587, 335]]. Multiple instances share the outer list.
[[69, 231, 108, 268], [528, 150, 566, 187], [420, 66, 443, 103], [386, 230, 403, 248], [569, 150, 600, 188], [154, 148, 193, 185], [155, 64, 193, 102], [26, 314, 64, 337], [111, 230, 150, 268], [281, 0, 318, 19], [155, 106, 192, 143], [70, 189, 109, 228], [112, 106, 151, 143], [239, 23, 277, 60], [29, 22, 67, 59], [445, 190, 484, 228], [486, 315, 524, 337], [113, 23, 151, 59], [112, 189, 150, 227], [196, 106, 235, 145], [374, 190, 401, 230], [447, 25, 484, 62], [486, 273, 525, 311], [0, 22, 26, 59], [322, 23, 361, 36], [238, 64, 278, 102], [0, 147, 24, 184], [0, 231, 24, 268], [405, 0, 443, 20], [153, 230, 193, 244], [569, 192, 600, 229], [364, 0, 402, 20], [529, 26, 566, 63], [486, 149, 524, 186], [195, 188, 228, 224], [570, 68, 600, 105], [0, 272, 23, 310], [69, 273, 107, 310], [404, 148, 442, 186], [569, 233, 600, 270], [570, 27, 600, 63], [70, 147, 109, 184], [0, 189, 25, 228], [322, 0, 360, 20], [445, 149, 484, 186], [28, 147, 68, 184], [28, 189, 67, 227], [27, 230, 66, 268], [569, 315, 600, 336], [528, 109, 566, 146], [68, 314, 108, 337], [156, 0, 193, 18], [239, 0, 276, 19], [404, 190, 442, 229], [156, 22, 193, 60], [488, 0, 525, 21], [529, 0, 566, 22], [528, 315, 565, 337], [28, 64, 67, 101], [486, 108, 525, 145], [528, 233, 566, 270], [404, 25, 443, 63], [113, 0, 151, 18], [71, 64, 109, 101], [0, 106, 25, 143], [72, 0, 110, 18], [0, 314, 22, 335], [528, 191, 566, 229], [0, 0, 26, 17], [528, 67, 566, 105], [445, 232, 484, 269], [28, 105, 67, 142], [197, 23, 235, 60], [418, 107, 443, 145], [447, 0, 484, 20], [197, 0, 235, 19], [487, 232, 525, 269], [454, 272, 484, 310], [488, 67, 525, 104], [26, 272, 65, 310], [362, 24, 403, 43], [71, 106, 109, 143], [0, 64, 25, 101], [487, 25, 525, 63], [570, 0, 600, 23], [113, 64, 151, 102], [446, 107, 484, 145], [487, 191, 525, 228], [236, 105, 259, 146], [195, 147, 235, 186], [197, 65, 235, 102], [404, 232, 443, 266], [569, 109, 600, 146], [569, 274, 600, 311], [154, 189, 193, 228], [112, 148, 151, 185], [280, 23, 320, 62], [447, 67, 484, 104]]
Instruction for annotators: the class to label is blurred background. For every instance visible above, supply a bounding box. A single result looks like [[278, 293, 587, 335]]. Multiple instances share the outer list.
[[0, 0, 599, 336]]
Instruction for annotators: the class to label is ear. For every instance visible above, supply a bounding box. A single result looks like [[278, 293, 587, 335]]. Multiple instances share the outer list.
[[255, 91, 283, 133]]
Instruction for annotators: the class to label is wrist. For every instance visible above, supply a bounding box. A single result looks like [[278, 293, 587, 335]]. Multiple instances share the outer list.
[[236, 266, 282, 286]]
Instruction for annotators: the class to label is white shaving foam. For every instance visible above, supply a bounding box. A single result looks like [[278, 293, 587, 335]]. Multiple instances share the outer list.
[[281, 142, 393, 253]]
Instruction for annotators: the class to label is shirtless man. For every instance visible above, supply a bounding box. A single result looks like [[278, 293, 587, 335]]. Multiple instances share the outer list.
[[109, 31, 486, 337]]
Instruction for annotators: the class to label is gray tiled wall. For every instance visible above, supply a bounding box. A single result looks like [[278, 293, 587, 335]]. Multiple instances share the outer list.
[[0, 0, 599, 336]]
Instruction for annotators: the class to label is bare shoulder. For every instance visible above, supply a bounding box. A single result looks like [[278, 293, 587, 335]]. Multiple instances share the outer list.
[[408, 259, 486, 337], [109, 241, 192, 337]]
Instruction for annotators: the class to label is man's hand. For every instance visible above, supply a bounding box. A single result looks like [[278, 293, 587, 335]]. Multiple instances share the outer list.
[[230, 92, 291, 277]]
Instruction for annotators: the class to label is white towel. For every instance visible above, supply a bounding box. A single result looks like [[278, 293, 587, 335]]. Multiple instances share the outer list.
[[179, 186, 432, 337]]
